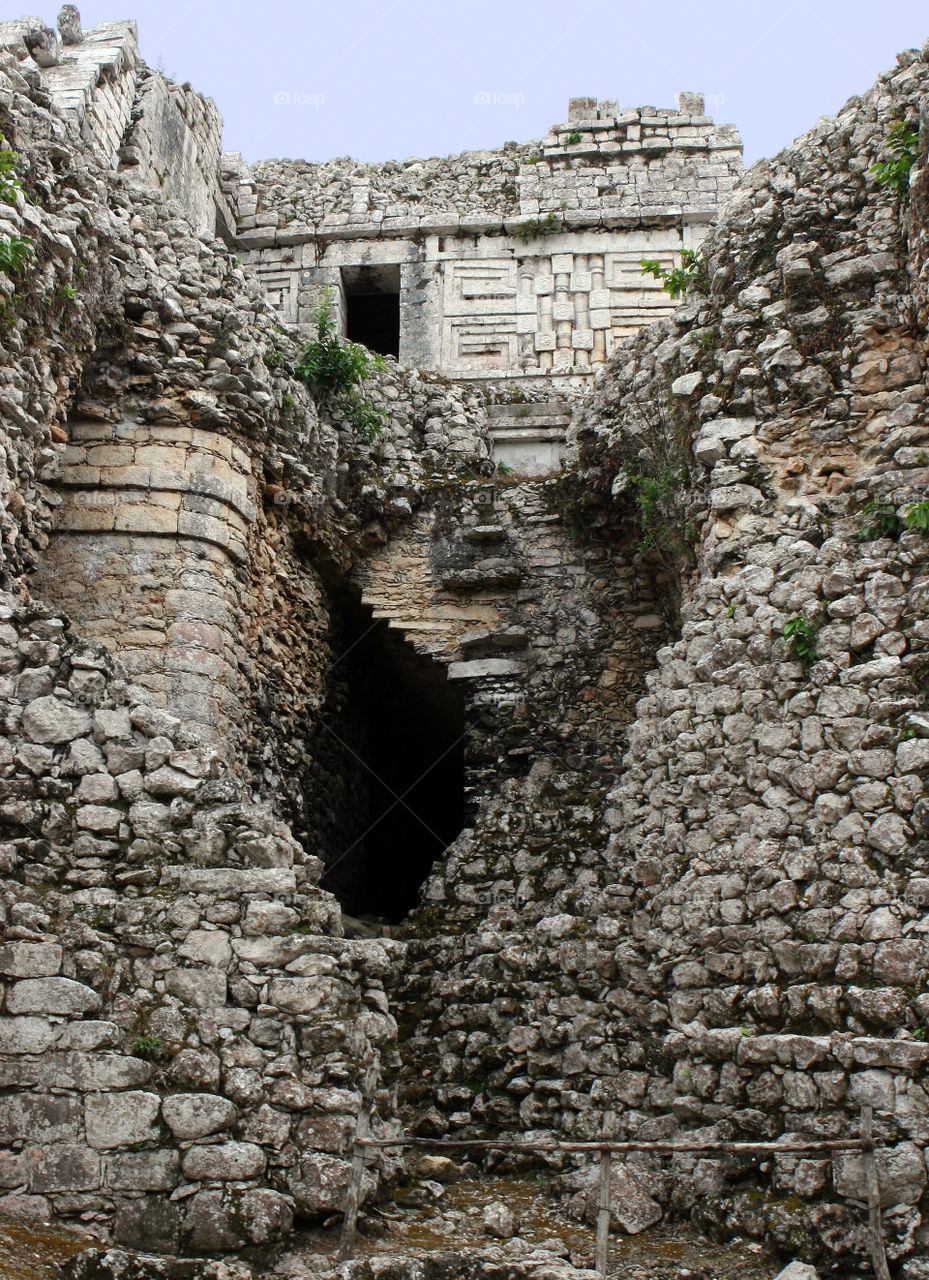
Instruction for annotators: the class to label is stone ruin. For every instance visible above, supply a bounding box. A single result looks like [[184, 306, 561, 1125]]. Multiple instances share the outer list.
[[0, 6, 928, 1277]]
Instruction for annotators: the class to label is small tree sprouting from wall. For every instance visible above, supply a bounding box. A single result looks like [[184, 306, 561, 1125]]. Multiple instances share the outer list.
[[296, 288, 388, 440]]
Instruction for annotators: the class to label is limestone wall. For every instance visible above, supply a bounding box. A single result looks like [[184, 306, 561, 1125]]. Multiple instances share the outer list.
[[234, 96, 744, 389], [389, 42, 929, 1270], [118, 69, 234, 242], [0, 594, 403, 1252], [31, 417, 257, 745], [5, 6, 929, 1272], [0, 15, 141, 166], [0, 11, 233, 237]]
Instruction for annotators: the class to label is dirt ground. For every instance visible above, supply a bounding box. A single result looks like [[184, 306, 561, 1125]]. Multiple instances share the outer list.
[[278, 1176, 783, 1278], [0, 1215, 98, 1280]]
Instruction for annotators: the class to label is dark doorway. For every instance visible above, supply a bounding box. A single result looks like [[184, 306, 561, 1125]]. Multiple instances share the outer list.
[[318, 598, 464, 923], [342, 264, 401, 359]]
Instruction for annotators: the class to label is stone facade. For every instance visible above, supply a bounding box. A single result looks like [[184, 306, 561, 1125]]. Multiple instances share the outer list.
[[231, 97, 743, 389], [2, 6, 929, 1275]]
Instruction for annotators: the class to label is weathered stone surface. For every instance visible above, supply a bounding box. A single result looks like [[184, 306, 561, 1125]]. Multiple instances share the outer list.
[[0, 1094, 82, 1143], [7, 977, 101, 1016], [106, 1149, 181, 1192], [834, 1143, 928, 1208], [164, 968, 227, 1009], [85, 1091, 161, 1149], [181, 1141, 265, 1181], [483, 1201, 516, 1239], [161, 1093, 237, 1140], [0, 1016, 57, 1054], [177, 930, 232, 968], [0, 942, 62, 978], [20, 696, 91, 744], [30, 1144, 100, 1193], [562, 1161, 662, 1234], [288, 1152, 374, 1214]]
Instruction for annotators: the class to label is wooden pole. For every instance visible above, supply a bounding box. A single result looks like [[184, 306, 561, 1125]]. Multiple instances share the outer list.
[[596, 1111, 616, 1278], [337, 1051, 379, 1262], [360, 1136, 869, 1155], [861, 1105, 892, 1280]]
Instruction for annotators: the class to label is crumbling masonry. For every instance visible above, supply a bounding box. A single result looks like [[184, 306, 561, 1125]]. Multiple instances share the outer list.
[[1, 7, 929, 1275]]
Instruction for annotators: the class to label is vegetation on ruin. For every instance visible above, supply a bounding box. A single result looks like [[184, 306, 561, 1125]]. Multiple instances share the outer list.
[[870, 120, 919, 204], [858, 498, 898, 541], [640, 248, 709, 299], [605, 392, 698, 568], [903, 499, 929, 534], [0, 234, 32, 277], [131, 1034, 162, 1059], [0, 134, 23, 206], [0, 134, 32, 279], [857, 497, 929, 540], [295, 288, 388, 440], [782, 615, 819, 663], [512, 212, 562, 244]]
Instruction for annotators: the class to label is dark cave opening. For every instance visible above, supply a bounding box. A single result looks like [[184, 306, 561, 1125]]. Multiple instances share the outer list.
[[319, 599, 465, 923], [342, 264, 401, 359]]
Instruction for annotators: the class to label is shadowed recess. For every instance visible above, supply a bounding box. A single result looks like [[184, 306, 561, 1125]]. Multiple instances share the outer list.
[[320, 599, 464, 923]]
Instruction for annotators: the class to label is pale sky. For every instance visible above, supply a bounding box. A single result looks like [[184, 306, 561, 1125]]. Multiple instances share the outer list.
[[70, 0, 928, 168]]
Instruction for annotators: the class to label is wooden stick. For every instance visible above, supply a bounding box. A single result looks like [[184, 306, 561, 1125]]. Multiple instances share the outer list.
[[596, 1111, 616, 1278], [358, 1136, 870, 1155], [861, 1106, 892, 1280], [337, 1053, 379, 1262]]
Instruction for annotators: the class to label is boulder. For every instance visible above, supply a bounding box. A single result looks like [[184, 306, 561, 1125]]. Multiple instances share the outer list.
[[85, 1091, 161, 1150], [21, 696, 91, 745], [162, 1093, 237, 1140]]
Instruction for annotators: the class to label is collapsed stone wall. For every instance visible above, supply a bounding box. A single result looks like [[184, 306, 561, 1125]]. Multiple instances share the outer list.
[[4, 5, 929, 1273], [0, 28, 674, 1252], [388, 41, 929, 1271], [243, 96, 741, 229], [0, 35, 416, 1251], [0, 9, 233, 236], [0, 593, 408, 1252]]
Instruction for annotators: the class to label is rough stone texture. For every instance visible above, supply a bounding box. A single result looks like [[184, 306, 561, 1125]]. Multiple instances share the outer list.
[[0, 6, 929, 1274], [233, 98, 743, 389]]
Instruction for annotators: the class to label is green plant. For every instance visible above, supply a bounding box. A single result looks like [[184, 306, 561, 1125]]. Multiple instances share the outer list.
[[913, 1027, 926, 1041], [564, 131, 582, 145], [0, 234, 32, 277], [604, 388, 699, 570], [57, 285, 77, 301], [640, 248, 709, 299], [857, 498, 897, 541], [296, 288, 387, 441], [899, 727, 918, 743], [627, 469, 691, 554], [132, 1035, 162, 1059], [345, 397, 388, 440], [496, 460, 514, 475], [512, 212, 561, 244], [870, 120, 919, 204], [526, 152, 542, 165], [903, 499, 929, 534], [725, 603, 738, 618], [263, 340, 285, 370], [783, 615, 819, 663], [0, 134, 23, 206], [916, 450, 929, 466]]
